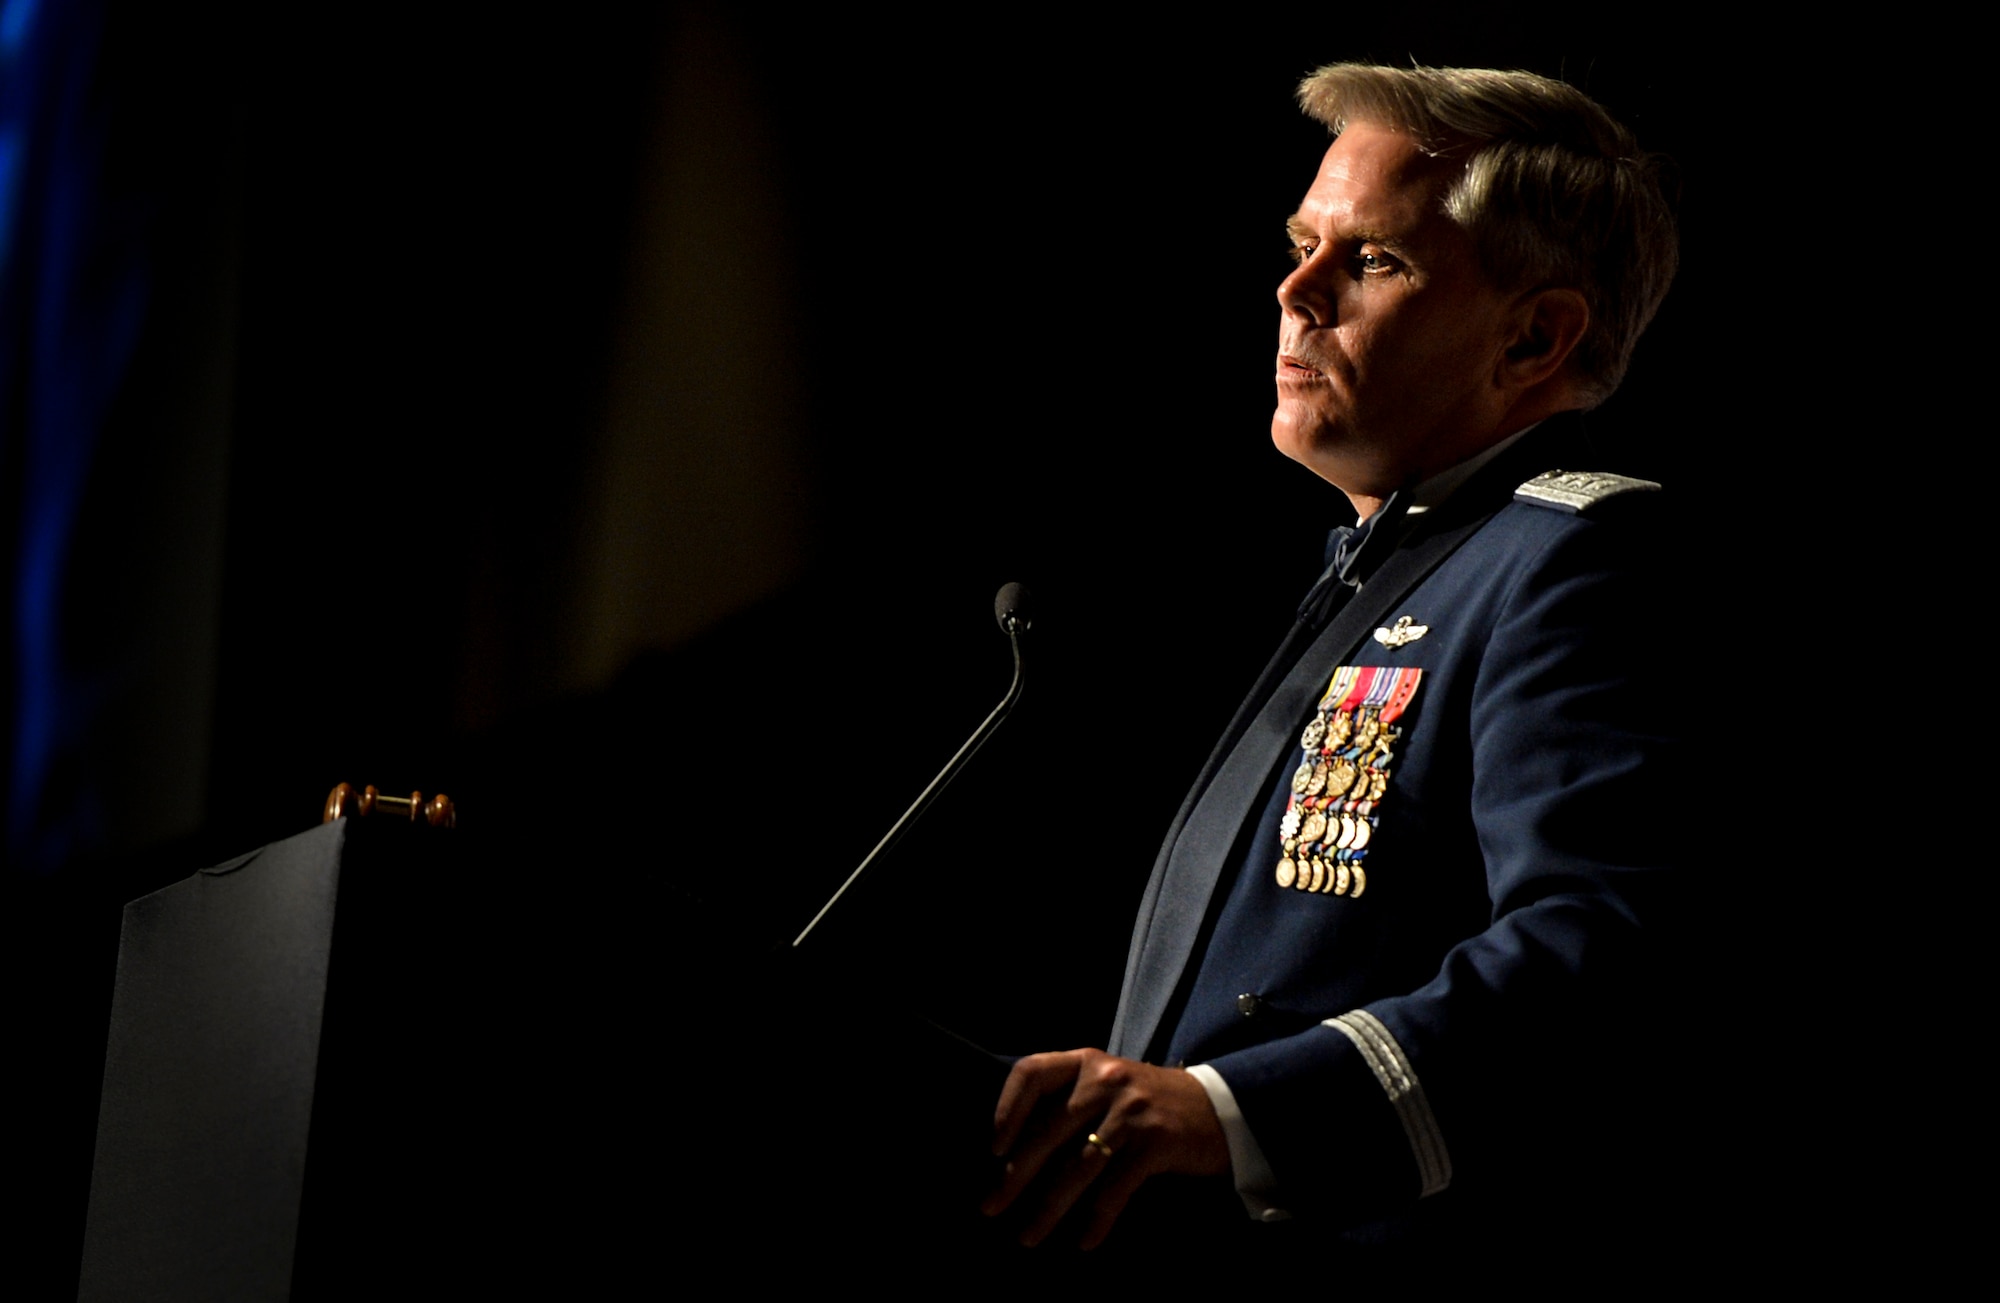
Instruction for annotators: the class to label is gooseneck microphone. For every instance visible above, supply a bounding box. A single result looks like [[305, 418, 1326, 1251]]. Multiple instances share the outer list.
[[790, 583, 1032, 948], [994, 581, 1031, 637]]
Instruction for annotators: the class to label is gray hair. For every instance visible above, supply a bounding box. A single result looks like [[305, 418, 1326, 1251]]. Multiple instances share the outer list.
[[1298, 63, 1678, 406]]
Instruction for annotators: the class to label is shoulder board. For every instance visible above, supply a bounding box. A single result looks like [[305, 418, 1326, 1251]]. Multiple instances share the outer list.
[[1513, 468, 1661, 515]]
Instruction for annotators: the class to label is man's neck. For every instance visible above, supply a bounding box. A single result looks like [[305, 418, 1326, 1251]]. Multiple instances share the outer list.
[[1404, 421, 1541, 517], [1342, 420, 1549, 524], [1339, 383, 1587, 520]]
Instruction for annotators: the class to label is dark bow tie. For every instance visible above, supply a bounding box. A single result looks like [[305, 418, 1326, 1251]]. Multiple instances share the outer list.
[[1296, 488, 1413, 629]]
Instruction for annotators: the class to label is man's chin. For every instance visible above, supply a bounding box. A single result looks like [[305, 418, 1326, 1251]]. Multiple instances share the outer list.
[[1270, 419, 1391, 508], [1270, 410, 1331, 469]]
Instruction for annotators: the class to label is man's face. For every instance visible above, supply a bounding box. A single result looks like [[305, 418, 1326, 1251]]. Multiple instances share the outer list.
[[1272, 121, 1522, 500]]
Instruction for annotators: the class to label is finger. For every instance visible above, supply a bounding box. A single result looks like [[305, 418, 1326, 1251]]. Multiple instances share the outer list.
[[986, 1060, 1114, 1219], [983, 1100, 1087, 1218], [1023, 1057, 1123, 1162], [1076, 1161, 1151, 1252], [1017, 1128, 1122, 1248], [992, 1052, 1083, 1156], [1006, 1051, 1132, 1183]]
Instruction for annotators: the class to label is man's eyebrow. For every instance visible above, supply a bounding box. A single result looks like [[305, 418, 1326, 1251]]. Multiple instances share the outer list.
[[1286, 213, 1403, 250]]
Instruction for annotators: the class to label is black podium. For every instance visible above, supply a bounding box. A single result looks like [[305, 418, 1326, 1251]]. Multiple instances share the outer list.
[[77, 812, 1031, 1297], [76, 814, 673, 1296], [80, 821, 348, 1299]]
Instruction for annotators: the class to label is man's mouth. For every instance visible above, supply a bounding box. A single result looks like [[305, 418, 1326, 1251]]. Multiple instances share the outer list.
[[1277, 352, 1323, 377]]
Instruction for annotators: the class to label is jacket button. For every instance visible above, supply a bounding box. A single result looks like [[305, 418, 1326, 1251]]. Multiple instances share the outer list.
[[1236, 992, 1261, 1018]]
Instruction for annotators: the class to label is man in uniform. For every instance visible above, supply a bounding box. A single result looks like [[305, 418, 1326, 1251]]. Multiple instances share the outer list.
[[983, 63, 1681, 1256]]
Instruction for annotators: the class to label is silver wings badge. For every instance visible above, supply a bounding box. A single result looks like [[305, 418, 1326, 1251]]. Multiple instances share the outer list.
[[1372, 615, 1429, 650]]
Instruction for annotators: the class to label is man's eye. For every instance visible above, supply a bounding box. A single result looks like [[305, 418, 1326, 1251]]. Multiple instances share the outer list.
[[1287, 242, 1318, 265], [1357, 249, 1400, 276]]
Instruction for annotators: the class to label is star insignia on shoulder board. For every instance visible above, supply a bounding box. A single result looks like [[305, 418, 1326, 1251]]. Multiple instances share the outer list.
[[1373, 615, 1429, 649]]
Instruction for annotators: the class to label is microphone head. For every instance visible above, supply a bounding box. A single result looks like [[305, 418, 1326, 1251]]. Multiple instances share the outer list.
[[994, 582, 1032, 634]]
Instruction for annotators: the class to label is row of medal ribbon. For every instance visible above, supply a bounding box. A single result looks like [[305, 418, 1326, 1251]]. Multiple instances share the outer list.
[[1274, 665, 1424, 898]]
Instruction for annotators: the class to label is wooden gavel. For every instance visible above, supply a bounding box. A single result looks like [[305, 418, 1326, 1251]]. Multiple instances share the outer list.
[[323, 783, 457, 828]]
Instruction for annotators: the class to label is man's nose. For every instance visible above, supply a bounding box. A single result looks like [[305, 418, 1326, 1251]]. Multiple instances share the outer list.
[[1276, 262, 1331, 326]]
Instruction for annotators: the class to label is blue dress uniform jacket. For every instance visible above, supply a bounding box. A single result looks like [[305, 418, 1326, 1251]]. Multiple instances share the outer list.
[[1107, 419, 1677, 1226]]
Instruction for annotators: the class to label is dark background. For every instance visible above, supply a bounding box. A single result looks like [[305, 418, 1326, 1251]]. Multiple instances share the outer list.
[[6, 5, 1831, 1289]]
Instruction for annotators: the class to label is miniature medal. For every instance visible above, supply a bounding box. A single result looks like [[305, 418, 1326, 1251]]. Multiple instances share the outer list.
[[1269, 665, 1423, 903], [1326, 756, 1358, 795]]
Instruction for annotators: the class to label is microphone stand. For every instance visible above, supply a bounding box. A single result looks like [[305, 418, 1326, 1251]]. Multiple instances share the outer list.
[[791, 584, 1030, 949]]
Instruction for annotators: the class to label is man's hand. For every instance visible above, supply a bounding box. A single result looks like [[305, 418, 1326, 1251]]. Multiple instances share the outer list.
[[982, 1048, 1230, 1249]]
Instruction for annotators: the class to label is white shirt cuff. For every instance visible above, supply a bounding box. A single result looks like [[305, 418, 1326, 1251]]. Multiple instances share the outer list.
[[1185, 1063, 1291, 1222]]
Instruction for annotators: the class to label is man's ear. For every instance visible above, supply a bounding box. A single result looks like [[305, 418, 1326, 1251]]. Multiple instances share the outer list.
[[1497, 287, 1590, 392]]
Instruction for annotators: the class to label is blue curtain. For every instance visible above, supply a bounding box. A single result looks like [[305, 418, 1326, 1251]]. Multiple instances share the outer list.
[[0, 0, 150, 873]]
